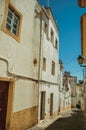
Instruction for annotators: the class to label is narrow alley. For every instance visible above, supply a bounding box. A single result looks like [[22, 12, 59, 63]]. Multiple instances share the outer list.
[[45, 110, 86, 130]]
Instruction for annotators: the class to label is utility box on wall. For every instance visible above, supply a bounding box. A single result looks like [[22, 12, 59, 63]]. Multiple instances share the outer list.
[[81, 14, 86, 56], [78, 0, 86, 8]]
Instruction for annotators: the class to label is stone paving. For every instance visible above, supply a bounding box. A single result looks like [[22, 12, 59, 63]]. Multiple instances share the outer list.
[[27, 109, 74, 130], [45, 110, 86, 130], [28, 125, 43, 130]]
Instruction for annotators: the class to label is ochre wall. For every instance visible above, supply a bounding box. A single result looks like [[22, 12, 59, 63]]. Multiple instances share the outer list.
[[10, 106, 38, 130], [81, 14, 86, 56]]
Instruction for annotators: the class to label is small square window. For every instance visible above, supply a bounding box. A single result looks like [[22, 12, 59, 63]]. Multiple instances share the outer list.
[[42, 57, 46, 71], [44, 22, 48, 37], [51, 29, 54, 45], [55, 39, 58, 50], [51, 61, 55, 75]]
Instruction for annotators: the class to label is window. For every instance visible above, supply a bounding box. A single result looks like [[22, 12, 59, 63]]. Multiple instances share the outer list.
[[44, 22, 48, 37], [42, 57, 46, 71], [6, 7, 19, 35], [51, 29, 54, 44], [1, 1, 23, 42], [55, 39, 58, 50], [51, 61, 55, 75]]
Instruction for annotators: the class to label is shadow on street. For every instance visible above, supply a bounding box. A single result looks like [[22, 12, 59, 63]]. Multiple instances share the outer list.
[[45, 110, 86, 130]]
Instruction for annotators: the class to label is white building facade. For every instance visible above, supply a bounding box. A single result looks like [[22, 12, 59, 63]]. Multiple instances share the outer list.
[[38, 7, 60, 121], [58, 67, 71, 112], [0, 0, 60, 129], [76, 83, 85, 110], [58, 62, 64, 112], [63, 81, 71, 111], [0, 0, 41, 129]]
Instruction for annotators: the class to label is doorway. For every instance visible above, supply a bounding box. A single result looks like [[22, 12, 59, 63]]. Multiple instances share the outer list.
[[40, 91, 46, 120], [0, 81, 9, 130], [50, 93, 53, 116]]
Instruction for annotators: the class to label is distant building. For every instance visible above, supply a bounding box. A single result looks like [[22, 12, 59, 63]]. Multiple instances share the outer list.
[[63, 72, 77, 108], [58, 68, 71, 112], [63, 72, 85, 110], [63, 72, 71, 111], [76, 83, 84, 110]]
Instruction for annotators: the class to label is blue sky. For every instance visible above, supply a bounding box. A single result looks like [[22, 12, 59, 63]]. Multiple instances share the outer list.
[[38, 0, 86, 81]]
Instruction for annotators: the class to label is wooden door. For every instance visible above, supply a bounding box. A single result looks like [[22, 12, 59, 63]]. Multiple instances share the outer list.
[[0, 81, 9, 130], [40, 91, 46, 120], [50, 93, 53, 116]]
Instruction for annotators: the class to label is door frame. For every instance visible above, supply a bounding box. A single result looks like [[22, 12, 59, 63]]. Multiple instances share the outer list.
[[0, 77, 15, 130], [40, 91, 46, 120], [50, 93, 53, 116]]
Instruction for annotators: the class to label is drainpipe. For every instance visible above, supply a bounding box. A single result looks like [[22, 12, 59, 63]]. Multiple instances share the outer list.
[[38, 11, 42, 121], [35, 9, 42, 121], [0, 57, 38, 82], [38, 11, 42, 87]]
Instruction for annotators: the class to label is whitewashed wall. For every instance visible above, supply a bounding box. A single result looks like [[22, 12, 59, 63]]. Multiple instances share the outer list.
[[38, 84, 59, 118], [0, 0, 40, 79], [41, 12, 59, 83], [0, 0, 40, 112]]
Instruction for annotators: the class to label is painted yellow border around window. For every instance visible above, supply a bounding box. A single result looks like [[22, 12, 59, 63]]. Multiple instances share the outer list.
[[1, 0, 23, 42]]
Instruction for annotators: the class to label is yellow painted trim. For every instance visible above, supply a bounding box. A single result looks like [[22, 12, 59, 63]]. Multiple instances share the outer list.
[[6, 81, 15, 130], [0, 76, 14, 82], [0, 77, 15, 130], [1, 0, 23, 42]]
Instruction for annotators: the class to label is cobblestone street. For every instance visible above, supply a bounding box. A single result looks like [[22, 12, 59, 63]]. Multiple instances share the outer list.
[[45, 110, 86, 130]]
